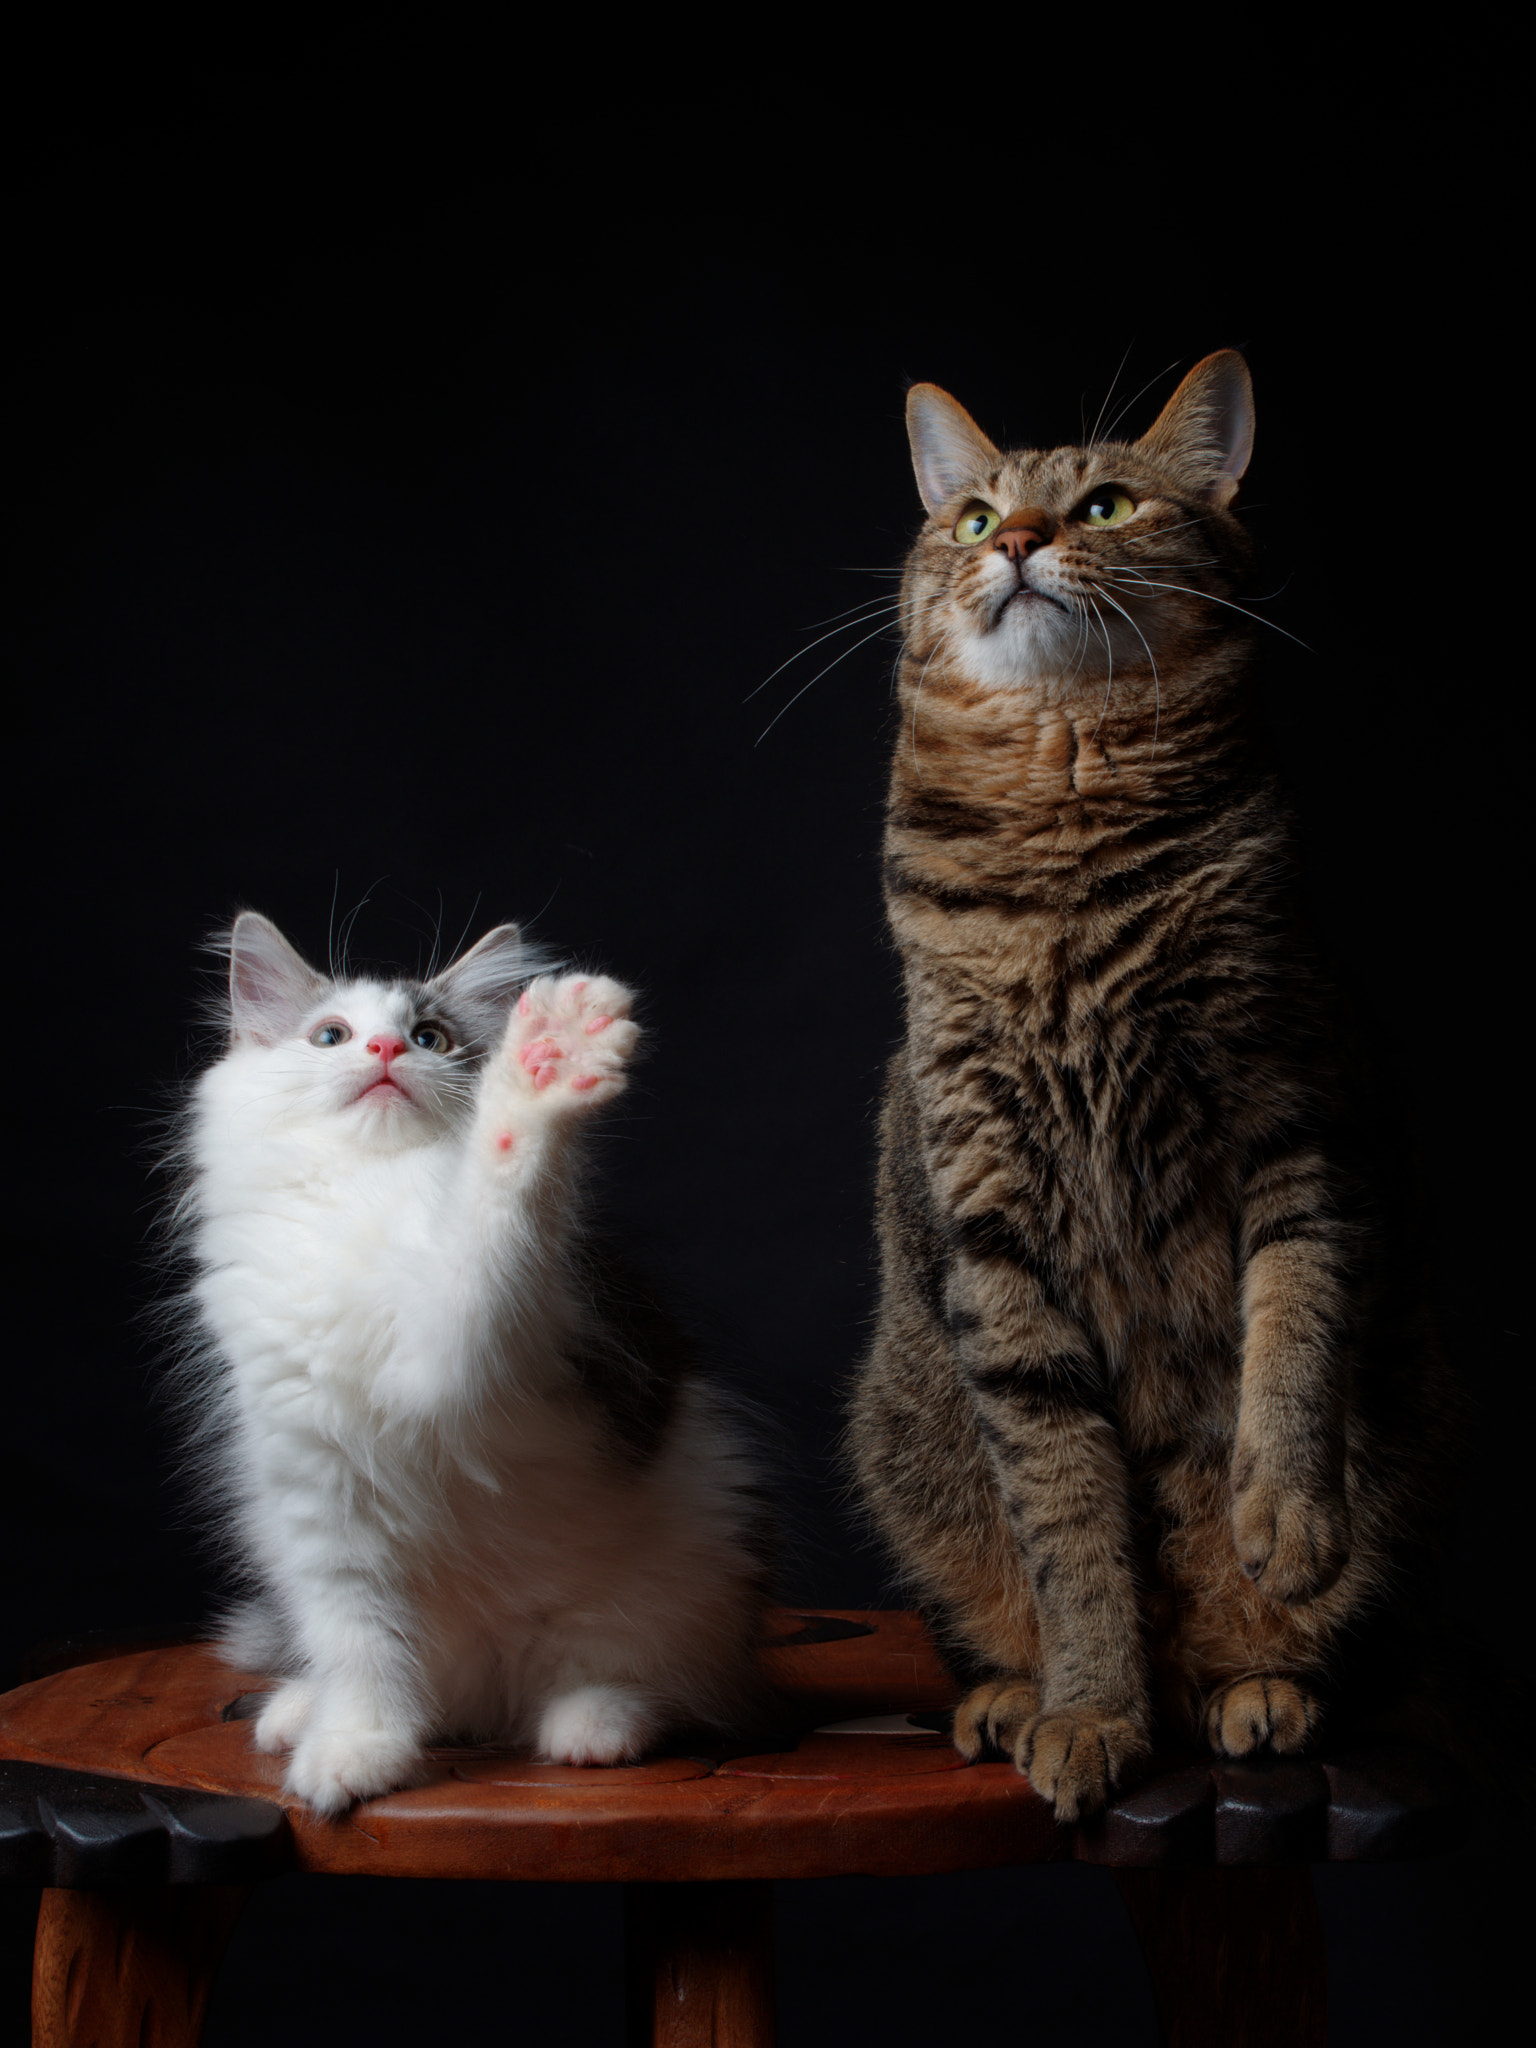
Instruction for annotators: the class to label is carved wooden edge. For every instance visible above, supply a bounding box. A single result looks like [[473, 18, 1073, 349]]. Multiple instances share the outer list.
[[1076, 1743, 1472, 1868], [0, 1761, 290, 1888]]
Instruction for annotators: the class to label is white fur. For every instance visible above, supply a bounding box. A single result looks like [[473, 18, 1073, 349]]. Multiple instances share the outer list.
[[181, 920, 765, 1816]]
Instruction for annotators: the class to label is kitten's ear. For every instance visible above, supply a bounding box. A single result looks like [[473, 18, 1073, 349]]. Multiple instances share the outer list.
[[431, 924, 533, 1015], [1137, 351, 1255, 509], [226, 913, 326, 1044], [906, 384, 1002, 514]]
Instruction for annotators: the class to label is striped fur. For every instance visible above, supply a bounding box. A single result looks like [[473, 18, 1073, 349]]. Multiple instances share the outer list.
[[849, 355, 1453, 1819]]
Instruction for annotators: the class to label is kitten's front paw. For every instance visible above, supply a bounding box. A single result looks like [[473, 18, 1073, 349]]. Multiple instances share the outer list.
[[1205, 1675, 1320, 1757], [252, 1679, 315, 1755], [537, 1684, 658, 1766], [504, 974, 639, 1110], [285, 1725, 425, 1817], [1231, 1467, 1351, 1604]]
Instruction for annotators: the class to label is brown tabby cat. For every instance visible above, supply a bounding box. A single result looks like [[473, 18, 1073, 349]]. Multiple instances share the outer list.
[[849, 352, 1453, 1820]]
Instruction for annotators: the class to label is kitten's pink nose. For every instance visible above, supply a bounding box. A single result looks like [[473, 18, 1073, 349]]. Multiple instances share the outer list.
[[366, 1035, 408, 1064], [993, 509, 1054, 561]]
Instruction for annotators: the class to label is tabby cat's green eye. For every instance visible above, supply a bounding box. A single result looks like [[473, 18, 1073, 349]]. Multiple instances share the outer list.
[[1079, 489, 1136, 528], [953, 505, 1002, 546]]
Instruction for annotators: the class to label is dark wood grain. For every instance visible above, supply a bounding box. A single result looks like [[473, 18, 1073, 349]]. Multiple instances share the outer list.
[[625, 1882, 775, 2048], [1112, 1866, 1327, 2048], [31, 1884, 246, 2048]]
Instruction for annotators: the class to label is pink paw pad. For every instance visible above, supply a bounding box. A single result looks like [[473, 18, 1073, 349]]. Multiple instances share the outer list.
[[584, 1015, 611, 1035], [570, 1075, 598, 1092]]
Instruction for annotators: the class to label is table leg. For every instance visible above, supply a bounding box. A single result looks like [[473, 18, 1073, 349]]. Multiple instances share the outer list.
[[31, 1885, 247, 2048], [625, 1880, 775, 2048], [1111, 1866, 1327, 2048]]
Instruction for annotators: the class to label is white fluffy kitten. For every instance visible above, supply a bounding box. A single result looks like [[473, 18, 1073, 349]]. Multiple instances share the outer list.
[[180, 911, 767, 1816]]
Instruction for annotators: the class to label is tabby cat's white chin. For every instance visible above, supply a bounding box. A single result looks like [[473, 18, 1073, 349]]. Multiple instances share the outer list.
[[958, 597, 1153, 698]]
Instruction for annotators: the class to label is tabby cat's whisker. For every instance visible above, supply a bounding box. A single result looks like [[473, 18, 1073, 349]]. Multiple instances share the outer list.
[[743, 599, 904, 704], [1105, 575, 1313, 652], [908, 627, 956, 779], [1084, 595, 1117, 740], [754, 615, 914, 745], [1094, 586, 1162, 755], [1096, 358, 1182, 446], [1087, 341, 1136, 450]]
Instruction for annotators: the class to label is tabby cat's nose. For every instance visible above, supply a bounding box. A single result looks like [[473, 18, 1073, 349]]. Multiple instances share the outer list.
[[367, 1035, 408, 1064], [992, 510, 1054, 562]]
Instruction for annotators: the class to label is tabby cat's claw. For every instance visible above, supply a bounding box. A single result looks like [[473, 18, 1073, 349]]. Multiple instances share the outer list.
[[1205, 1674, 1320, 1757], [952, 1676, 1042, 1762]]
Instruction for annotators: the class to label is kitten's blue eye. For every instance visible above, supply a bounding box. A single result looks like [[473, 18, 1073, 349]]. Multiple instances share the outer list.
[[1079, 488, 1136, 528], [309, 1021, 351, 1048], [411, 1023, 452, 1053], [953, 505, 1002, 546]]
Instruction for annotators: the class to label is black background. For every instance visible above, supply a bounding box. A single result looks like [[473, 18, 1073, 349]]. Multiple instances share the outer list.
[[6, 20, 1526, 2044]]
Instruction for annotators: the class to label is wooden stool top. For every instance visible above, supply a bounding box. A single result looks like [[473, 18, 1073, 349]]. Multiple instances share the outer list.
[[0, 1610, 1464, 1887]]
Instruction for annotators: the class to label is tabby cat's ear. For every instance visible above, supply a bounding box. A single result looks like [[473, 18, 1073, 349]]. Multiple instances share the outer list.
[[431, 923, 532, 1015], [1137, 351, 1255, 510], [906, 385, 1002, 515], [227, 912, 326, 1044]]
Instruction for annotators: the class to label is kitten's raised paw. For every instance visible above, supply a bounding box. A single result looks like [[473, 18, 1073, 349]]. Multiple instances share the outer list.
[[1231, 1468, 1351, 1604], [284, 1725, 425, 1816], [1205, 1674, 1320, 1757], [537, 1684, 658, 1766], [952, 1676, 1042, 1763], [504, 974, 639, 1109], [1011, 1708, 1149, 1822]]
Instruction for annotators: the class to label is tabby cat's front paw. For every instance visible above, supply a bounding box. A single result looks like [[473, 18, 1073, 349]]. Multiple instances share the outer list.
[[1205, 1675, 1320, 1757], [953, 1680, 1146, 1821], [503, 974, 638, 1110], [1230, 1467, 1351, 1604], [1013, 1708, 1149, 1822], [952, 1676, 1042, 1763]]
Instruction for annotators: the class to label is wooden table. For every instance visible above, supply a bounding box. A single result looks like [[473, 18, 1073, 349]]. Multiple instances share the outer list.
[[0, 1610, 1465, 2046]]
